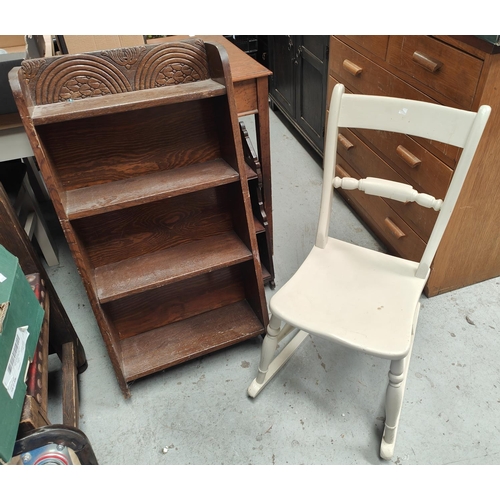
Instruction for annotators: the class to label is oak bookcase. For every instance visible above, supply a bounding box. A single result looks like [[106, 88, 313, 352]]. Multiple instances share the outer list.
[[10, 39, 267, 397]]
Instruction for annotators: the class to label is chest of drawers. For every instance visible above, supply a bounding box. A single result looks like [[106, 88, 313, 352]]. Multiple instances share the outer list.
[[327, 35, 500, 296]]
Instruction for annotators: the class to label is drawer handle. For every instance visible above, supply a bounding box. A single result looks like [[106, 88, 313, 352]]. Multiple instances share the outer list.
[[384, 217, 406, 239], [343, 59, 363, 76], [396, 145, 421, 168], [335, 164, 350, 178], [412, 51, 443, 73], [338, 133, 354, 151]]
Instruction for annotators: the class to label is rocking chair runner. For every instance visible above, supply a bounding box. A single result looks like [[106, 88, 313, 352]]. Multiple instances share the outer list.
[[248, 83, 491, 460]]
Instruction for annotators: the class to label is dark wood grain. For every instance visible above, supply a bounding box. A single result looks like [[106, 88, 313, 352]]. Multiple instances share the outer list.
[[10, 39, 267, 397], [73, 185, 237, 268], [104, 265, 250, 339], [65, 159, 239, 219], [38, 99, 223, 190], [96, 231, 253, 303], [240, 121, 275, 288], [121, 300, 264, 381], [21, 39, 211, 106], [151, 36, 274, 280], [31, 80, 225, 125], [61, 342, 79, 428]]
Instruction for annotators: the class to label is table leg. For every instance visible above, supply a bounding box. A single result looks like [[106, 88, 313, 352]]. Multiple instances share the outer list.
[[254, 76, 273, 264]]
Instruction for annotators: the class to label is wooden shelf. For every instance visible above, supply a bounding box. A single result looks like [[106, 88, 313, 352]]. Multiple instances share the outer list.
[[245, 162, 258, 180], [12, 39, 268, 398], [121, 300, 263, 381], [95, 231, 253, 303], [261, 264, 271, 282], [31, 79, 227, 126], [253, 217, 265, 233], [65, 159, 240, 220]]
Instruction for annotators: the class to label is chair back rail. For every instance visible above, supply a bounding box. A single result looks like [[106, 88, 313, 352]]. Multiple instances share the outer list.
[[318, 83, 491, 280]]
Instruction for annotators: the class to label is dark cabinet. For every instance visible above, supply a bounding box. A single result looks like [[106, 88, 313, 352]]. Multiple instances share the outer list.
[[268, 35, 329, 155]]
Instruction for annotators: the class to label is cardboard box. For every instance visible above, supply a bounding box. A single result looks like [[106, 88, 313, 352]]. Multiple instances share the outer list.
[[0, 36, 26, 55], [0, 245, 44, 463], [60, 35, 145, 54]]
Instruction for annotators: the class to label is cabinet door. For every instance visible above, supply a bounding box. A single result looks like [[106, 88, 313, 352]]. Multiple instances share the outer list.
[[295, 35, 330, 153], [268, 35, 296, 117]]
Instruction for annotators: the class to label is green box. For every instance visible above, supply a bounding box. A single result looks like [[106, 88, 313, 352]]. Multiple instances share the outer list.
[[0, 245, 44, 463]]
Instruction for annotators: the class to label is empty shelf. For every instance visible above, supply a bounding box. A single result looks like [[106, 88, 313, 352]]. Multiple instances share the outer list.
[[95, 231, 253, 303], [254, 217, 265, 233], [31, 79, 227, 125], [121, 300, 264, 381], [65, 159, 240, 220]]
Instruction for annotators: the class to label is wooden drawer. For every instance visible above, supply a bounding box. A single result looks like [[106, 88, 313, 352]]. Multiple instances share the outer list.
[[335, 159, 426, 262], [347, 127, 454, 198], [341, 35, 389, 60], [326, 68, 460, 170], [337, 128, 438, 242], [329, 37, 435, 102], [328, 34, 500, 296], [386, 36, 483, 110]]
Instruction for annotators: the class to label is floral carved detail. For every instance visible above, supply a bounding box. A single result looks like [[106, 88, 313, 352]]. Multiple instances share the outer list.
[[21, 40, 209, 104], [21, 59, 47, 83], [59, 75, 112, 101], [155, 62, 202, 86], [102, 46, 147, 70]]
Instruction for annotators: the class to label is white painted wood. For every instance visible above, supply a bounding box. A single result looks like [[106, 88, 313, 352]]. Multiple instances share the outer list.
[[380, 303, 419, 460], [338, 92, 478, 147], [332, 177, 443, 210], [248, 329, 309, 398], [249, 83, 491, 459]]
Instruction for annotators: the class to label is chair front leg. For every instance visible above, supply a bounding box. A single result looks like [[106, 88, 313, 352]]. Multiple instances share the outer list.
[[248, 314, 308, 398], [380, 304, 419, 459], [380, 358, 405, 460], [255, 314, 282, 385]]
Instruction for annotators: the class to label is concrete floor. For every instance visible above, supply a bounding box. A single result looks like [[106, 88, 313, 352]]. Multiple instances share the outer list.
[[43, 109, 500, 465]]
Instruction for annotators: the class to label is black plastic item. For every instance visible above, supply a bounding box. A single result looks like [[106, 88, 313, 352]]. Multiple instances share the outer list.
[[0, 159, 27, 199], [223, 35, 258, 59], [0, 52, 25, 115], [13, 425, 98, 465], [476, 35, 500, 46]]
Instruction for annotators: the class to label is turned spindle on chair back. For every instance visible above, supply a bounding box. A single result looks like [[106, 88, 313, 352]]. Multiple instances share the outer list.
[[318, 84, 492, 280]]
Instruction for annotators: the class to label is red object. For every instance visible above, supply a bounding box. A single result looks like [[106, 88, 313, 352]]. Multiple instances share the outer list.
[[25, 273, 43, 397]]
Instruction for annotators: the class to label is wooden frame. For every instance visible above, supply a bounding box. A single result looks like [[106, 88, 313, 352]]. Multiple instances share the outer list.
[[10, 38, 268, 398]]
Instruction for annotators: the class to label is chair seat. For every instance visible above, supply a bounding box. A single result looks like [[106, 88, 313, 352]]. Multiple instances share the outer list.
[[269, 237, 426, 359]]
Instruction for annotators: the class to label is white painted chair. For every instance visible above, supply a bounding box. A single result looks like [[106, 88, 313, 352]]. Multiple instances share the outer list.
[[248, 83, 491, 459]]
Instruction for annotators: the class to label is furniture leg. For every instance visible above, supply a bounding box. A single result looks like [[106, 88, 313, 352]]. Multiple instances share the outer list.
[[380, 336, 415, 460], [255, 77, 273, 256], [62, 342, 79, 428], [380, 301, 420, 460], [248, 315, 308, 398]]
